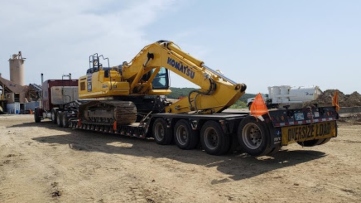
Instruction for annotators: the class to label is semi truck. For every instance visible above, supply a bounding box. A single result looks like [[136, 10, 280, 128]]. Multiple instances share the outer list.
[[34, 40, 338, 156], [247, 85, 323, 109], [33, 73, 79, 124]]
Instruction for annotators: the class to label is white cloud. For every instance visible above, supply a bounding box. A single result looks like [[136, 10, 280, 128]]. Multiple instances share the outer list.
[[0, 0, 179, 84]]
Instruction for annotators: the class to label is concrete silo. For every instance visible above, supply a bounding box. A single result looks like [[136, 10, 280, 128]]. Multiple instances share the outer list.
[[9, 51, 25, 86]]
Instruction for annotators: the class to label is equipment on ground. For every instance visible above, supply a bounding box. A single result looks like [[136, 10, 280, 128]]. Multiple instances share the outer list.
[[34, 40, 338, 156]]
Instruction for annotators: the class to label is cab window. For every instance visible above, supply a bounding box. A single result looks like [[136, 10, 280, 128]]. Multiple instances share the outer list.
[[152, 67, 169, 89]]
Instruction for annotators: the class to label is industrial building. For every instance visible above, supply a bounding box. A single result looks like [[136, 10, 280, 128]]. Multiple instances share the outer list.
[[0, 51, 41, 114]]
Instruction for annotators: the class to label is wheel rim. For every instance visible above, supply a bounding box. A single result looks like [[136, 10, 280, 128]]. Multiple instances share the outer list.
[[154, 122, 165, 141], [242, 123, 263, 149], [51, 111, 55, 121], [176, 125, 188, 145], [204, 127, 219, 150]]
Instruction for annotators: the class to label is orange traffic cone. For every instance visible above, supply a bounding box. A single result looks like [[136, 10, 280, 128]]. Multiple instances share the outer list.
[[332, 90, 340, 112], [250, 93, 269, 117]]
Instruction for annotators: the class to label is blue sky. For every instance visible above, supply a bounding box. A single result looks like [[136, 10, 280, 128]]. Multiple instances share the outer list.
[[0, 0, 360, 94]]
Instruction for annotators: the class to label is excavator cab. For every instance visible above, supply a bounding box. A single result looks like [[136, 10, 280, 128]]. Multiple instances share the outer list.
[[151, 67, 169, 90], [79, 53, 172, 99]]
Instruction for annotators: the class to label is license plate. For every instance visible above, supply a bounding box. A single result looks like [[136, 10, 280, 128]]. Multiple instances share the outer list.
[[281, 121, 337, 145]]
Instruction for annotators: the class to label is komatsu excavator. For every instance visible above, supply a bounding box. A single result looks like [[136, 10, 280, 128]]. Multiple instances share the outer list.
[[35, 40, 338, 156], [78, 40, 247, 125]]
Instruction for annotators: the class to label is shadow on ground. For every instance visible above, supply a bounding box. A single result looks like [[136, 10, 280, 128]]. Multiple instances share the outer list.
[[11, 121, 327, 182]]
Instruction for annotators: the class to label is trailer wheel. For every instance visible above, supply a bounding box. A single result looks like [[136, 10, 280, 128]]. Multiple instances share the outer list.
[[237, 116, 269, 156], [51, 109, 57, 124], [153, 118, 172, 145], [61, 112, 68, 128], [174, 119, 198, 150], [57, 112, 63, 127], [34, 108, 41, 123], [200, 121, 230, 155]]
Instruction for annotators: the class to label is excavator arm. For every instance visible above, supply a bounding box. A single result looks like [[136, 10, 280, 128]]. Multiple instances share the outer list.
[[120, 40, 247, 114]]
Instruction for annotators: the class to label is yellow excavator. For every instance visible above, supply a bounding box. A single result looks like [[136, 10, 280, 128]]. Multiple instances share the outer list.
[[78, 40, 247, 125]]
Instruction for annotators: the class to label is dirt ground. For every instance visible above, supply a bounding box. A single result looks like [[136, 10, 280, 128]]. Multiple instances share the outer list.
[[1, 115, 360, 203]]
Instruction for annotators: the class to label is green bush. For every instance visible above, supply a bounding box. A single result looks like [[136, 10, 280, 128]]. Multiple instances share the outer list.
[[229, 100, 248, 109]]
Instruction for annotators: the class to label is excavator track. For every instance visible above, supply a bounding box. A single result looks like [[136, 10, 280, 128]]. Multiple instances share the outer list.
[[79, 100, 137, 125]]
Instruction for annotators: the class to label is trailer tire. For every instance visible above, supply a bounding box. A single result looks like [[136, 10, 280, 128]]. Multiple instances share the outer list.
[[57, 112, 63, 127], [152, 118, 172, 145], [237, 116, 269, 156], [174, 119, 198, 150], [51, 109, 57, 124], [61, 112, 69, 128], [267, 145, 282, 156], [200, 121, 230, 155], [34, 108, 41, 123]]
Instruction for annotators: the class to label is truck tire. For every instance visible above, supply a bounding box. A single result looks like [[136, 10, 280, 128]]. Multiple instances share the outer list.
[[61, 112, 69, 128], [51, 109, 57, 124], [34, 108, 41, 123], [152, 118, 172, 145], [57, 112, 63, 127], [174, 119, 198, 150], [237, 116, 269, 156], [200, 120, 230, 155]]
